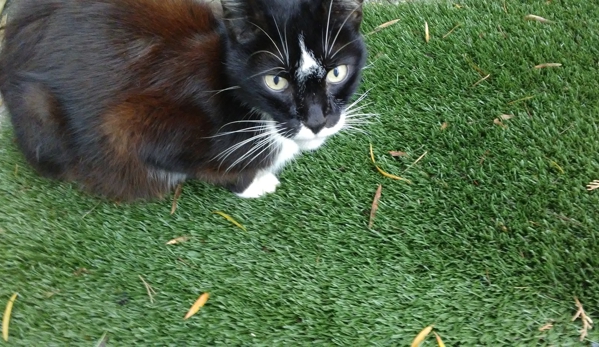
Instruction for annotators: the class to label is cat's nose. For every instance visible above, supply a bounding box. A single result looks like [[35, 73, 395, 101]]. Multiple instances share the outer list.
[[305, 105, 326, 134]]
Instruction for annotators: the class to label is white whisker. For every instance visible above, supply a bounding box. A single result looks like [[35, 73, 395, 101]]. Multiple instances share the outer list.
[[249, 22, 286, 66], [249, 50, 285, 65], [327, 5, 361, 57], [330, 37, 363, 59], [246, 67, 286, 81], [324, 0, 334, 55]]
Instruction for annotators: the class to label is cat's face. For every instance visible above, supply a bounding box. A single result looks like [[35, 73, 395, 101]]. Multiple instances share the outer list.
[[222, 0, 366, 151]]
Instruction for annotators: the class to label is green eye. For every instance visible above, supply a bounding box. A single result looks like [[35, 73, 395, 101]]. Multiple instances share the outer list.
[[326, 65, 348, 83], [264, 75, 289, 91]]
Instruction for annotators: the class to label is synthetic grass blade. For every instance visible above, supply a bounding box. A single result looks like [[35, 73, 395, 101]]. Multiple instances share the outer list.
[[184, 293, 210, 320], [434, 332, 446, 347], [213, 211, 247, 231], [94, 332, 108, 347], [2, 293, 18, 342], [411, 324, 434, 347]]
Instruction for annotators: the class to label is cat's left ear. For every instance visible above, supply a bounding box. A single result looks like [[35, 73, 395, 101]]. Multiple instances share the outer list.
[[221, 0, 267, 43], [329, 0, 364, 30]]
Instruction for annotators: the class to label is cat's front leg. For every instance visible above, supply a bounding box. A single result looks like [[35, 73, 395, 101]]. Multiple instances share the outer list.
[[230, 170, 280, 198]]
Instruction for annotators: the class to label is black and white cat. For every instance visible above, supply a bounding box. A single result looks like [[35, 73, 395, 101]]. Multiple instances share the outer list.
[[0, 0, 367, 201]]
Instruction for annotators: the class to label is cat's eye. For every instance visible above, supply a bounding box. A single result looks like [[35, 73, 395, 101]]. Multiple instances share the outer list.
[[326, 65, 348, 84], [264, 75, 289, 91]]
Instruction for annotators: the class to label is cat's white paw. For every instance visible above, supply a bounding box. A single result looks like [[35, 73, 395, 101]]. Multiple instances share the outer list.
[[236, 171, 280, 198]]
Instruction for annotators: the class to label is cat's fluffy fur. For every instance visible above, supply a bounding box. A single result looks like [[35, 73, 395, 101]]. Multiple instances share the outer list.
[[0, 0, 367, 201]]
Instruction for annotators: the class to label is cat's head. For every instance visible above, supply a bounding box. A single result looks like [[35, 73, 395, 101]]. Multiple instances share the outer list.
[[221, 0, 366, 150]]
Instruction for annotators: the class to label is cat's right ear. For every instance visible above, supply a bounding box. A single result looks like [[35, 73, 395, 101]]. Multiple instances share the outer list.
[[220, 0, 266, 43]]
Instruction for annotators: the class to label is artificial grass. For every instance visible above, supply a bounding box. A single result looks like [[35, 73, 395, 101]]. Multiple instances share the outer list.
[[1, 0, 598, 345]]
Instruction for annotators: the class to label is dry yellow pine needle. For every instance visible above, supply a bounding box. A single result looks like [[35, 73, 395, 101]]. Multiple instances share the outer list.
[[534, 63, 562, 69], [587, 180, 599, 191], [425, 21, 430, 43], [507, 95, 534, 105], [166, 236, 190, 245], [472, 74, 491, 87], [434, 332, 446, 347], [411, 325, 434, 347], [369, 144, 411, 183], [184, 292, 210, 320], [524, 14, 553, 23], [442, 23, 461, 39], [2, 293, 18, 342], [368, 19, 400, 35], [213, 211, 247, 231], [170, 184, 183, 215]]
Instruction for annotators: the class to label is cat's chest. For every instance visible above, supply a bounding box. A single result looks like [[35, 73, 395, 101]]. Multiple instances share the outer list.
[[269, 134, 301, 173]]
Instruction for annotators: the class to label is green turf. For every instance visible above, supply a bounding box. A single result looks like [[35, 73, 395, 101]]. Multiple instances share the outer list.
[[1, 0, 598, 345]]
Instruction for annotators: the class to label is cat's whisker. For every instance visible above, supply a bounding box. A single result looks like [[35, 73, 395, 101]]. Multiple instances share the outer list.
[[327, 5, 361, 57], [249, 22, 286, 66], [214, 119, 276, 135], [202, 86, 241, 94], [215, 131, 275, 168], [323, 0, 335, 55], [271, 16, 290, 66], [343, 90, 371, 111], [344, 104, 373, 115], [227, 126, 279, 172], [249, 50, 285, 65], [204, 125, 270, 139], [330, 37, 363, 60], [245, 67, 286, 81], [345, 112, 378, 119], [342, 125, 369, 135]]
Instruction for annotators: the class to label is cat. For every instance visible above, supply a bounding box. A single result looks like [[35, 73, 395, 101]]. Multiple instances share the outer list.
[[0, 0, 367, 201]]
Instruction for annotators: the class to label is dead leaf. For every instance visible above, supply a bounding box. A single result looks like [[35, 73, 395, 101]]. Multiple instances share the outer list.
[[587, 180, 599, 191], [184, 292, 210, 320], [213, 211, 247, 231], [425, 21, 430, 43], [493, 118, 506, 128], [166, 236, 190, 245], [572, 297, 593, 341], [368, 185, 382, 228], [534, 63, 562, 69], [440, 122, 448, 130], [525, 14, 553, 23], [367, 19, 400, 35], [500, 114, 514, 120], [2, 293, 18, 342], [539, 322, 554, 331], [73, 268, 89, 276], [369, 144, 412, 183], [389, 151, 407, 157], [411, 325, 434, 347], [170, 184, 183, 215]]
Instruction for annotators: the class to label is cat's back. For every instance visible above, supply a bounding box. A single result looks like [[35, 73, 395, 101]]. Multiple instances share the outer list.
[[0, 0, 222, 95]]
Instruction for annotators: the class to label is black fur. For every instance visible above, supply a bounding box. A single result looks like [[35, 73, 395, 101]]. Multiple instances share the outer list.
[[0, 0, 367, 201]]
